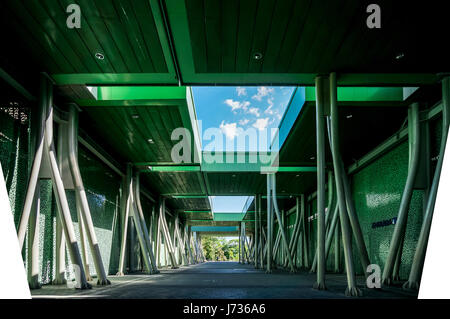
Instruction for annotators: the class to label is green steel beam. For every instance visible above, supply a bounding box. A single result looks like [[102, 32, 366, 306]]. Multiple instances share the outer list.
[[305, 86, 406, 102], [97, 86, 186, 100], [144, 166, 200, 172], [260, 166, 317, 173], [51, 73, 178, 85], [184, 211, 256, 214], [183, 210, 211, 213], [76, 99, 183, 107], [51, 73, 439, 87], [166, 195, 208, 199], [139, 164, 316, 173]]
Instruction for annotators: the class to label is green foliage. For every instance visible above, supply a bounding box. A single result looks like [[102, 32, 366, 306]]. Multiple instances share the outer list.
[[201, 236, 239, 261]]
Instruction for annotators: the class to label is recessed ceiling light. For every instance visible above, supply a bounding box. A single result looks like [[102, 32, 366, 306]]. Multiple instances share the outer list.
[[310, 156, 315, 160], [232, 174, 236, 178], [148, 138, 154, 144], [295, 174, 300, 177], [95, 52, 105, 60], [346, 114, 353, 119], [132, 114, 139, 119], [395, 53, 404, 60], [253, 52, 263, 60]]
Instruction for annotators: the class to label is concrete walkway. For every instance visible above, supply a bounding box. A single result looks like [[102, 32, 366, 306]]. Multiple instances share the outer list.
[[31, 262, 417, 299]]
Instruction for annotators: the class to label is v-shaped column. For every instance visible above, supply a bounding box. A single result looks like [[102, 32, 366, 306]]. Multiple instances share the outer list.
[[117, 167, 159, 274], [158, 198, 179, 268], [16, 74, 90, 289]]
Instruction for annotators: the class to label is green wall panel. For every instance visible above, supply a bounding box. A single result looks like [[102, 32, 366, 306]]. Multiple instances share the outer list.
[[351, 141, 424, 278]]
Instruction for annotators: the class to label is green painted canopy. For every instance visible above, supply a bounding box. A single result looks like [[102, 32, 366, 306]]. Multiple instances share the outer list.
[[1, 0, 448, 89], [1, 0, 442, 231]]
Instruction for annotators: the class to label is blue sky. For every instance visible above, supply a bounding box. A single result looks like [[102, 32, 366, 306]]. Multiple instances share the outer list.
[[193, 86, 295, 213], [192, 86, 295, 152], [210, 196, 250, 213]]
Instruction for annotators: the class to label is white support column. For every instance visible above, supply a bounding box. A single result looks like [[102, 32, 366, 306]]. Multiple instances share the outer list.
[[16, 75, 90, 289]]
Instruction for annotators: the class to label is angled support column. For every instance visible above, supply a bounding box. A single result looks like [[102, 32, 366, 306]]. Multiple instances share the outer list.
[[324, 204, 340, 263], [284, 197, 301, 268], [311, 202, 338, 272], [53, 216, 66, 284], [117, 164, 132, 275], [129, 178, 154, 274], [272, 224, 281, 260], [238, 224, 241, 263], [17, 75, 46, 251], [327, 113, 370, 275], [191, 231, 199, 263], [266, 174, 273, 273], [241, 222, 249, 263], [244, 225, 252, 263], [291, 195, 305, 267], [261, 226, 267, 263], [159, 198, 178, 268], [334, 218, 341, 273], [341, 159, 370, 274], [382, 102, 421, 285], [175, 218, 188, 266], [27, 187, 41, 289], [184, 226, 193, 264], [311, 171, 335, 272], [131, 176, 159, 273], [314, 75, 327, 290], [271, 174, 295, 272], [301, 197, 309, 269], [254, 194, 259, 268], [197, 234, 205, 262], [46, 81, 90, 289], [329, 72, 361, 296], [186, 226, 195, 264], [134, 174, 159, 273], [258, 195, 264, 268], [67, 105, 110, 285], [156, 211, 162, 267], [17, 74, 90, 289], [405, 76, 450, 290], [54, 131, 67, 285]]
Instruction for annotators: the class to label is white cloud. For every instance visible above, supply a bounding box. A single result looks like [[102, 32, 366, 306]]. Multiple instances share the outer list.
[[220, 121, 239, 139], [248, 107, 260, 117], [252, 86, 274, 101], [264, 97, 274, 115], [239, 118, 250, 125], [224, 99, 250, 112], [236, 87, 247, 96], [252, 118, 270, 131]]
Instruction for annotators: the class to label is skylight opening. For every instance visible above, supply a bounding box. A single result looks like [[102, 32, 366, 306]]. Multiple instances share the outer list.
[[209, 196, 253, 214], [192, 86, 295, 152]]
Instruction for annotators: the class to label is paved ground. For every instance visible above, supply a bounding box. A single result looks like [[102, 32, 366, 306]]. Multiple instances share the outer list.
[[31, 262, 417, 299]]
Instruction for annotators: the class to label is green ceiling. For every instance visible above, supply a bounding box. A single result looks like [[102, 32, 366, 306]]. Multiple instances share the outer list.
[[1, 0, 448, 87], [2, 0, 444, 231]]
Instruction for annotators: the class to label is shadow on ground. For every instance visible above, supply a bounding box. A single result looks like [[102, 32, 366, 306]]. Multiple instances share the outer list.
[[31, 261, 418, 299]]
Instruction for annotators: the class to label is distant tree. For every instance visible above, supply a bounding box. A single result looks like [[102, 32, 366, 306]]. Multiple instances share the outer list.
[[201, 236, 239, 261]]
